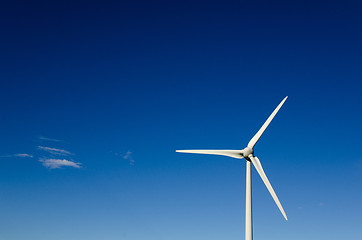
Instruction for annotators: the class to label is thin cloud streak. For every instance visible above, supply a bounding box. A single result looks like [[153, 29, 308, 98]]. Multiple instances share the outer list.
[[38, 136, 63, 142], [39, 158, 81, 169], [0, 153, 33, 158], [38, 146, 73, 155], [13, 153, 34, 158]]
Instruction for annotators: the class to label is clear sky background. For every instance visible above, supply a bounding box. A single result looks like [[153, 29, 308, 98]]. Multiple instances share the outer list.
[[1, 0, 362, 239]]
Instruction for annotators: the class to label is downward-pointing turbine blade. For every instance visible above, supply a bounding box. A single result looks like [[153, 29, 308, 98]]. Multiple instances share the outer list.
[[176, 150, 244, 159], [250, 156, 288, 220], [248, 96, 288, 149]]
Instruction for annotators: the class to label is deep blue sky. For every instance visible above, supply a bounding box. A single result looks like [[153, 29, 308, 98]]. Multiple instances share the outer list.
[[1, 0, 362, 239]]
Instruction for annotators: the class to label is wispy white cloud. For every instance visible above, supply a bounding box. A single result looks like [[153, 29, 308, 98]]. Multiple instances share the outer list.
[[123, 151, 134, 166], [1, 153, 33, 158], [38, 136, 63, 142], [38, 146, 73, 156], [13, 153, 34, 158], [39, 158, 81, 169], [123, 151, 132, 159]]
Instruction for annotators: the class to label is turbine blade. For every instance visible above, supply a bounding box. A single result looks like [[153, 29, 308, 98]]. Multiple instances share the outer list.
[[250, 156, 288, 220], [176, 150, 244, 159], [248, 96, 288, 149]]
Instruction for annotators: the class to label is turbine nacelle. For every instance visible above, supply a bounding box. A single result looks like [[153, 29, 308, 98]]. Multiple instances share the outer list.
[[242, 147, 254, 159]]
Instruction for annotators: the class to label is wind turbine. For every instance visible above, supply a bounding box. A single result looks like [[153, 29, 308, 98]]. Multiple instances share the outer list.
[[176, 96, 288, 240]]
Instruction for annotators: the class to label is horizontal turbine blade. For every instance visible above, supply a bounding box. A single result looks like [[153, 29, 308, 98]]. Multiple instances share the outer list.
[[248, 96, 288, 149], [176, 150, 244, 159], [250, 156, 288, 220]]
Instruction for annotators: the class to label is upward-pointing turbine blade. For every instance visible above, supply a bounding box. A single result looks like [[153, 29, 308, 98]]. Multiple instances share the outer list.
[[250, 156, 288, 220], [248, 96, 288, 149], [176, 150, 244, 159]]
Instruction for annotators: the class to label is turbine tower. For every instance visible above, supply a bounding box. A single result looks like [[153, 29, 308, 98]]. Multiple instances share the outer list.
[[176, 96, 288, 240]]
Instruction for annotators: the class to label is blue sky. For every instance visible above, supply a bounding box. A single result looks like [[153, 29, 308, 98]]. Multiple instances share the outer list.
[[1, 0, 362, 239]]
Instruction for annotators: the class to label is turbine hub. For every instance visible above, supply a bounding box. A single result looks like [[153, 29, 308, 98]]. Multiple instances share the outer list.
[[243, 147, 254, 159]]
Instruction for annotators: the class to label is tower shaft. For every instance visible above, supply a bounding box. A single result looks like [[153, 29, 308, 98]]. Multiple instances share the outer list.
[[245, 160, 253, 240]]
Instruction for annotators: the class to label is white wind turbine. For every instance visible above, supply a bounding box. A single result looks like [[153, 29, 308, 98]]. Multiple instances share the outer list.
[[176, 96, 288, 240]]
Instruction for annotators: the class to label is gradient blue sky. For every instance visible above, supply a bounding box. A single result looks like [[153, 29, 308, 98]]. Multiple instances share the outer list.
[[1, 0, 362, 239]]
